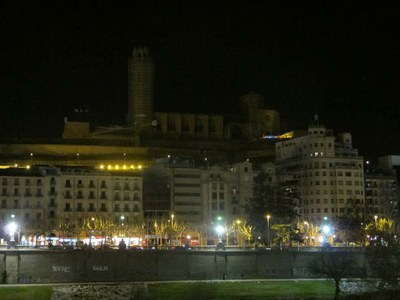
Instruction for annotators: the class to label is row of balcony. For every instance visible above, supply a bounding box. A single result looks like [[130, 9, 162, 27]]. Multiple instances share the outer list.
[[2, 193, 45, 197], [65, 184, 140, 190], [1, 204, 45, 209], [63, 195, 141, 201], [2, 182, 44, 186], [2, 182, 141, 190], [63, 208, 141, 213]]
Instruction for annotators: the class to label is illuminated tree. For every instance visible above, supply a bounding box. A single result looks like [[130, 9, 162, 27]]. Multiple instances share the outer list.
[[236, 221, 254, 243], [271, 223, 303, 247], [365, 217, 399, 247], [298, 221, 320, 246]]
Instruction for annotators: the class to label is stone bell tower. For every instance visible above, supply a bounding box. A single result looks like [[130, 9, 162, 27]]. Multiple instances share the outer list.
[[127, 47, 154, 135]]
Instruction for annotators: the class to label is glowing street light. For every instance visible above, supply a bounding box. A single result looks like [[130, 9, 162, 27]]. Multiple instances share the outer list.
[[8, 222, 17, 240], [322, 225, 331, 235], [5, 221, 19, 249], [215, 224, 226, 243]]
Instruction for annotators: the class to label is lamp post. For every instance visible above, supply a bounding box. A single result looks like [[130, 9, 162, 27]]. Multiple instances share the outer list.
[[170, 214, 175, 246], [215, 225, 225, 249], [266, 215, 271, 246], [6, 221, 18, 249], [304, 221, 309, 246], [89, 217, 95, 246], [235, 219, 242, 246]]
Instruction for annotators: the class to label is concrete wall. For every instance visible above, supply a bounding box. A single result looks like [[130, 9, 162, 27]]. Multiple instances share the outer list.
[[1, 249, 367, 284]]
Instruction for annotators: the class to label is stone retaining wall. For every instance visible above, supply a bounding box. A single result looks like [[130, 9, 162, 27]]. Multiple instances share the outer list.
[[1, 249, 367, 284]]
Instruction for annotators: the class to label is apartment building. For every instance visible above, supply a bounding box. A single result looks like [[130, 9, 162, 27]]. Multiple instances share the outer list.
[[58, 167, 144, 226], [203, 161, 253, 225], [275, 118, 365, 224], [364, 169, 397, 217], [0, 165, 144, 237], [0, 165, 59, 233], [143, 157, 254, 227]]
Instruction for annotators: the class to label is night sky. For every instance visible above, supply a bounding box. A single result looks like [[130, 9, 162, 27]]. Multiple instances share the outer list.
[[1, 1, 399, 160]]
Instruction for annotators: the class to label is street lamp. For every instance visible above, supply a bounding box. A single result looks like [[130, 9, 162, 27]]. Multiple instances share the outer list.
[[266, 215, 271, 246], [8, 222, 17, 241], [215, 225, 225, 241], [6, 221, 18, 249], [235, 219, 242, 246], [304, 221, 309, 245], [89, 217, 95, 246]]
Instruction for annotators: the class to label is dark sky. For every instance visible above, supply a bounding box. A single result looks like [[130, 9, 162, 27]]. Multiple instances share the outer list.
[[1, 1, 399, 160]]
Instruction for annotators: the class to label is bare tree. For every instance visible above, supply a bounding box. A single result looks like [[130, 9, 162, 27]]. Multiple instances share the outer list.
[[309, 252, 359, 299]]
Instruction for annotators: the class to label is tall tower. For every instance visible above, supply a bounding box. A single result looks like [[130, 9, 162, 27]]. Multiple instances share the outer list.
[[127, 47, 154, 133]]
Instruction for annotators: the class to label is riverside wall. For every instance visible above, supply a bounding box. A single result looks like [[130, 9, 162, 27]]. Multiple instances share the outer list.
[[0, 249, 367, 284]]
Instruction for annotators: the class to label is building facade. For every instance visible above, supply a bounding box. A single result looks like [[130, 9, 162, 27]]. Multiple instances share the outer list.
[[143, 158, 254, 228], [275, 119, 365, 225], [0, 165, 144, 239]]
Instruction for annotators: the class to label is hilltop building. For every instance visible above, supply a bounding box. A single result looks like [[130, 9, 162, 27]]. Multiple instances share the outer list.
[[61, 48, 280, 163]]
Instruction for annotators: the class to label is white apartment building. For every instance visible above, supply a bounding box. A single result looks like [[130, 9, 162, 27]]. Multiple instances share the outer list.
[[275, 119, 365, 224], [0, 165, 144, 237], [58, 167, 144, 226], [0, 165, 59, 233]]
